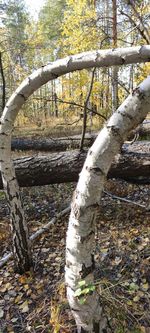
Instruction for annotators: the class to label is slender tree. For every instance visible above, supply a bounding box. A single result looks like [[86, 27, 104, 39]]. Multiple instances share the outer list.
[[0, 51, 6, 115], [3, 0, 29, 67], [111, 0, 118, 113]]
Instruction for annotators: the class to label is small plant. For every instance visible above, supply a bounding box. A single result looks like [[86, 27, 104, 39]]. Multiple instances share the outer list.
[[74, 280, 96, 304], [0, 191, 5, 199]]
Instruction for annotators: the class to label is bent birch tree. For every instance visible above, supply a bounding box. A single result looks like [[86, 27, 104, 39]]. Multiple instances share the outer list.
[[0, 45, 150, 274], [66, 77, 150, 332]]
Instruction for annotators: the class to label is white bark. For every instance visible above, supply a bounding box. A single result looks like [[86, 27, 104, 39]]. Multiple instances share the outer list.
[[0, 45, 150, 273], [65, 76, 150, 332]]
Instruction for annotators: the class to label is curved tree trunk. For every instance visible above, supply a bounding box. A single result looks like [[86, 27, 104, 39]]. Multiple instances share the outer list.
[[65, 77, 150, 332], [0, 46, 150, 274], [0, 144, 149, 189]]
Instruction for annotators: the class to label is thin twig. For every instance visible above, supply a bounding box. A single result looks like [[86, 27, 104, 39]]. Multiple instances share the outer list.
[[0, 206, 70, 268], [104, 190, 147, 209], [80, 68, 96, 151], [32, 96, 107, 120]]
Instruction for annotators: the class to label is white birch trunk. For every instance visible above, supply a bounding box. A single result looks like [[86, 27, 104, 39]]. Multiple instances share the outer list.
[[65, 76, 150, 332], [0, 46, 150, 274]]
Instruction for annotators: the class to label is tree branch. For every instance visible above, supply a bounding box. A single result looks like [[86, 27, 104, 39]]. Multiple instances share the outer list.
[[80, 68, 96, 151]]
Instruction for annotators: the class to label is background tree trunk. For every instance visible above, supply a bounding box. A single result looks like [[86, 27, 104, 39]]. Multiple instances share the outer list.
[[0, 51, 6, 116], [111, 0, 118, 113], [11, 121, 150, 152]]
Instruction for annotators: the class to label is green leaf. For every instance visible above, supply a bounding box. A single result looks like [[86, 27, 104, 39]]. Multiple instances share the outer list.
[[78, 280, 86, 287], [74, 288, 82, 297], [79, 297, 86, 305]]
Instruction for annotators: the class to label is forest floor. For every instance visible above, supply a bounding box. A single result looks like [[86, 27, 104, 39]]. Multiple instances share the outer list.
[[0, 178, 149, 333]]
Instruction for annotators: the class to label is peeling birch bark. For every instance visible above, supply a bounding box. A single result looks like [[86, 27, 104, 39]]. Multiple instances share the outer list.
[[0, 46, 150, 274], [65, 77, 150, 332]]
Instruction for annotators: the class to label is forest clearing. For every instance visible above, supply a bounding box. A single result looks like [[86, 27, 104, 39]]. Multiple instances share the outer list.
[[0, 0, 150, 332]]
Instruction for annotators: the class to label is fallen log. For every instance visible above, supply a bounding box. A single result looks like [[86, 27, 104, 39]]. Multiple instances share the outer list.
[[11, 133, 96, 152], [0, 142, 149, 188], [11, 121, 150, 152]]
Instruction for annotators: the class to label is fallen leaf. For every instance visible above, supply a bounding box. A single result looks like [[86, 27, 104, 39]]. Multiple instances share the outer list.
[[133, 295, 140, 302], [11, 318, 18, 323], [141, 283, 149, 291], [19, 300, 29, 313], [0, 308, 4, 318]]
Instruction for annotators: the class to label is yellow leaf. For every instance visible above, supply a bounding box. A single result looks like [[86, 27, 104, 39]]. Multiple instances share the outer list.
[[141, 283, 149, 291], [0, 286, 7, 293], [23, 284, 29, 290], [18, 276, 26, 284], [133, 295, 140, 302], [5, 283, 13, 290], [19, 301, 29, 313], [15, 295, 23, 304]]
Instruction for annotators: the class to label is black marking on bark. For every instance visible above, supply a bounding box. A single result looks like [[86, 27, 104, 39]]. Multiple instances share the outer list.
[[80, 261, 95, 279], [66, 258, 73, 268], [80, 327, 87, 333], [85, 165, 105, 175], [93, 321, 100, 333], [71, 307, 80, 313], [15, 191, 20, 200], [51, 72, 58, 80], [117, 110, 125, 117], [91, 253, 95, 269], [121, 57, 126, 64], [117, 110, 134, 121], [67, 56, 73, 67], [95, 51, 100, 62], [107, 125, 120, 136], [91, 166, 106, 176], [6, 183, 14, 201], [80, 230, 95, 243], [124, 112, 134, 121], [132, 87, 145, 100], [18, 93, 26, 101], [89, 149, 93, 155], [9, 177, 16, 183]]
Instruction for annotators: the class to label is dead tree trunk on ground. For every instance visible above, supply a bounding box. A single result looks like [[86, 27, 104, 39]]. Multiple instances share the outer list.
[[0, 142, 149, 188], [11, 121, 150, 152]]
